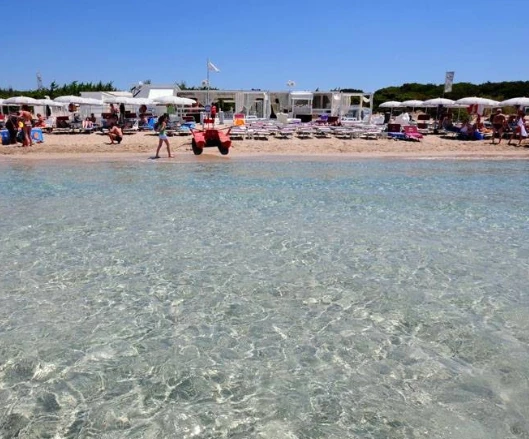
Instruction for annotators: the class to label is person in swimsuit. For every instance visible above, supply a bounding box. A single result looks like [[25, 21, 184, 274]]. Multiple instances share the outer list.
[[491, 108, 506, 144], [34, 113, 46, 128], [18, 105, 34, 147], [155, 114, 171, 158], [508, 110, 528, 146], [108, 122, 123, 144]]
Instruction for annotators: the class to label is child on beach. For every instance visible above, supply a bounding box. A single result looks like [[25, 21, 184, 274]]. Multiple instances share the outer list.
[[155, 114, 171, 158]]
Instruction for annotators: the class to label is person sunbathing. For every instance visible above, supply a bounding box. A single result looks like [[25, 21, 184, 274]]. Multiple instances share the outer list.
[[108, 124, 123, 144], [442, 116, 460, 132], [34, 114, 46, 128], [82, 117, 94, 130], [458, 121, 475, 139]]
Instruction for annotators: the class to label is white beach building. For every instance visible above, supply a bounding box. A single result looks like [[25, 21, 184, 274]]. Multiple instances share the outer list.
[[78, 84, 375, 124]]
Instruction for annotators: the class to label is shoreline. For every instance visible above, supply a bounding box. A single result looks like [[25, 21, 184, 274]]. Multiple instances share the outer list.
[[1, 130, 528, 163], [2, 151, 529, 164]]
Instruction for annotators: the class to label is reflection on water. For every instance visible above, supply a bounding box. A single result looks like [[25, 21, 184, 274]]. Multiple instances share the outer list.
[[1, 159, 529, 438]]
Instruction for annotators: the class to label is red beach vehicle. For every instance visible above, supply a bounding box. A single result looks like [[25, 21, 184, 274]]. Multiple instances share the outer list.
[[191, 116, 232, 155]]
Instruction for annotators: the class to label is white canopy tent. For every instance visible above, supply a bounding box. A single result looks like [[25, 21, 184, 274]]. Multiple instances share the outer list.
[[337, 93, 373, 120], [234, 91, 270, 118], [289, 91, 313, 119]]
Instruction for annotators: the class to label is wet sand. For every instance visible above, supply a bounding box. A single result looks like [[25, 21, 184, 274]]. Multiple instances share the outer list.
[[1, 128, 528, 162]]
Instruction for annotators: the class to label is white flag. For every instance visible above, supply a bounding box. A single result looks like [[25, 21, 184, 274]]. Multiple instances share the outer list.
[[208, 61, 220, 73], [444, 71, 455, 93]]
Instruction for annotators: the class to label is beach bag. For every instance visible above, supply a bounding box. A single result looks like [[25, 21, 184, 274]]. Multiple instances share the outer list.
[[16, 130, 24, 143]]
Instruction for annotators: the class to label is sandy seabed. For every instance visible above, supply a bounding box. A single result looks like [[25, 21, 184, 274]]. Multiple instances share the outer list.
[[1, 127, 529, 163]]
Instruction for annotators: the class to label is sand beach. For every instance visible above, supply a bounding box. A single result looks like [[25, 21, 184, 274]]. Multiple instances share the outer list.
[[1, 126, 529, 162]]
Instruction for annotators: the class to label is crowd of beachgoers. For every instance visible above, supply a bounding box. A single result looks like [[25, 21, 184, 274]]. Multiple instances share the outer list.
[[1, 107, 528, 160]]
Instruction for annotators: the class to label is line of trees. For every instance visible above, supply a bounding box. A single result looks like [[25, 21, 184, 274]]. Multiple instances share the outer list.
[[2, 79, 529, 109], [0, 81, 116, 99]]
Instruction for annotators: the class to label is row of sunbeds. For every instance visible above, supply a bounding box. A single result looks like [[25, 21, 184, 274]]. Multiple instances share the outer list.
[[228, 122, 388, 141]]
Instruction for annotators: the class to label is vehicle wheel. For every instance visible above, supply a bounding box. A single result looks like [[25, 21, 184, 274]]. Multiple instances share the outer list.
[[192, 139, 202, 155], [218, 146, 229, 155]]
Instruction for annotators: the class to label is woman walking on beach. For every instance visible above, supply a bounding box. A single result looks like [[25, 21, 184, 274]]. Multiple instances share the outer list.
[[155, 114, 171, 158]]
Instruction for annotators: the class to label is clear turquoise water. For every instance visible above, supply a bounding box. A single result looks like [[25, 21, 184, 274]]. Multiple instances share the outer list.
[[1, 158, 529, 438]]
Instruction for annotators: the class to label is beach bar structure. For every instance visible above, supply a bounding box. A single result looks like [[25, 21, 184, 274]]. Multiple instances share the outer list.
[[79, 84, 374, 122]]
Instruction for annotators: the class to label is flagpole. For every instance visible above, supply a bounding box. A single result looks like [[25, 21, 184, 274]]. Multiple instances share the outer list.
[[206, 58, 210, 106]]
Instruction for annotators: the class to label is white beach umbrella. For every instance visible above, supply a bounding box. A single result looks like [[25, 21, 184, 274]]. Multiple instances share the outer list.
[[423, 98, 455, 107], [36, 98, 66, 107], [455, 97, 499, 107], [499, 97, 529, 107], [399, 100, 424, 108], [54, 95, 104, 106], [54, 95, 86, 104], [4, 96, 40, 105], [104, 96, 154, 106], [379, 101, 401, 108], [103, 96, 130, 105], [153, 96, 196, 106], [130, 97, 154, 106]]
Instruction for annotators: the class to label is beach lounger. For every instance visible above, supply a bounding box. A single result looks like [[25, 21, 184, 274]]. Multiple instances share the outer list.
[[387, 123, 407, 141], [297, 126, 313, 139], [177, 126, 192, 136], [53, 116, 77, 134], [277, 127, 295, 139], [333, 128, 353, 139], [360, 126, 384, 139], [403, 125, 424, 141], [228, 126, 246, 140], [122, 120, 139, 135], [265, 124, 280, 136], [314, 127, 332, 138], [253, 129, 270, 140]]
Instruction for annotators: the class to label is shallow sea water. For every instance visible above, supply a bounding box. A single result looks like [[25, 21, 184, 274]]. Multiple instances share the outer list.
[[1, 158, 529, 438]]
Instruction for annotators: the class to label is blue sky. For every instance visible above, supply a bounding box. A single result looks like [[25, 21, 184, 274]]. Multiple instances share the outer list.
[[7, 0, 527, 93]]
